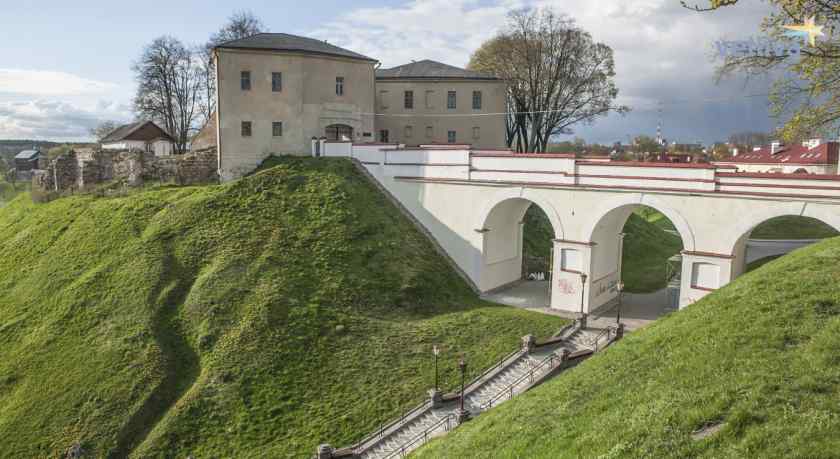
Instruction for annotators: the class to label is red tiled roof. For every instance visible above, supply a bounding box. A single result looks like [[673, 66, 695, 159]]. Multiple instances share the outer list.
[[716, 142, 839, 166]]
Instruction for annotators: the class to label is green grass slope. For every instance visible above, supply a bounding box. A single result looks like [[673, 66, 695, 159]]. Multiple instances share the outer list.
[[0, 157, 565, 458], [522, 207, 681, 293], [750, 215, 839, 240], [621, 213, 682, 293], [416, 236, 840, 458]]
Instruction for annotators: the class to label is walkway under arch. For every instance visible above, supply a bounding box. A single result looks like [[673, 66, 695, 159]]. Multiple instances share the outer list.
[[476, 190, 564, 306], [577, 194, 696, 318]]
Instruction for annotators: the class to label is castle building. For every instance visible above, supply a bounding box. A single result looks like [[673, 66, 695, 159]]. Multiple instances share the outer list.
[[213, 33, 506, 180]]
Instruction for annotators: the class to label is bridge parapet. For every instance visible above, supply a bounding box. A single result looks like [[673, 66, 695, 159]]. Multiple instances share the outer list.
[[320, 142, 840, 200]]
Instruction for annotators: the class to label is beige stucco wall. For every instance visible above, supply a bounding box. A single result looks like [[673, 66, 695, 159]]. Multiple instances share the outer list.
[[215, 48, 376, 180], [374, 79, 507, 149]]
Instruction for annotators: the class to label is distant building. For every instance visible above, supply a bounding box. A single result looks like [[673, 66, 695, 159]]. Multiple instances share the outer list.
[[100, 121, 175, 156], [374, 60, 506, 148], [713, 139, 839, 174], [14, 148, 40, 172]]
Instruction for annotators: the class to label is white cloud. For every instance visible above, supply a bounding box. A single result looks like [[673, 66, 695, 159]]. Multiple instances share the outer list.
[[0, 99, 132, 141], [312, 0, 776, 143], [0, 69, 118, 97]]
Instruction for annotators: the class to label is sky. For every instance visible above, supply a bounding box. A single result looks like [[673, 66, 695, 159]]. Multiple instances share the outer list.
[[0, 0, 778, 144]]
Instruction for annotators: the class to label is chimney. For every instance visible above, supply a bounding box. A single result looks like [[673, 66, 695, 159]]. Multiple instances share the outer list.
[[770, 141, 783, 155], [731, 147, 739, 157]]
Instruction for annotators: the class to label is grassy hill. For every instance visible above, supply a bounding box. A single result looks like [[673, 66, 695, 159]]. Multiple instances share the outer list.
[[416, 236, 840, 458], [621, 213, 682, 293], [523, 207, 681, 293], [750, 215, 839, 240], [0, 156, 565, 457]]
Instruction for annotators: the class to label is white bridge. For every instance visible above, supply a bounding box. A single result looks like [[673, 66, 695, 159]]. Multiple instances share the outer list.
[[314, 140, 840, 313]]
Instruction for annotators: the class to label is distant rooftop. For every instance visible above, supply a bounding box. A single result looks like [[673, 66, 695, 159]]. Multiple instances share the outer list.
[[215, 33, 377, 62], [15, 149, 39, 160], [376, 60, 500, 80], [716, 141, 839, 166], [101, 121, 174, 144]]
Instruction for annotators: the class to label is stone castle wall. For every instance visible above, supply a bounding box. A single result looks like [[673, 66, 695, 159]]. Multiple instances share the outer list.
[[31, 148, 218, 200]]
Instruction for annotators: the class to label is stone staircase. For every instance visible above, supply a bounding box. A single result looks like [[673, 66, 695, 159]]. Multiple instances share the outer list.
[[320, 324, 617, 459]]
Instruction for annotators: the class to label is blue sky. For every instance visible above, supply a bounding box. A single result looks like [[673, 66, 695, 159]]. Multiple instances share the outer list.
[[0, 0, 778, 144]]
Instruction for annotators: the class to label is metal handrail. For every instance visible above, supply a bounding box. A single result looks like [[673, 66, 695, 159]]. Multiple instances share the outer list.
[[353, 399, 430, 452], [588, 327, 614, 351], [462, 347, 525, 393], [351, 346, 523, 454], [479, 352, 560, 411], [381, 413, 456, 459]]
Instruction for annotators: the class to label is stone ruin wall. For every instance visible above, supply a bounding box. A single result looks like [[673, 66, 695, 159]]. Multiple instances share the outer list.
[[32, 148, 218, 199]]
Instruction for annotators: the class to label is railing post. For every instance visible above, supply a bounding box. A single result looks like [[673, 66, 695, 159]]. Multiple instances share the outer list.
[[521, 334, 536, 354], [317, 444, 334, 459]]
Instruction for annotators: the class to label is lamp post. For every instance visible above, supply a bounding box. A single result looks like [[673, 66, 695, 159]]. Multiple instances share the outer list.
[[579, 273, 588, 328], [432, 345, 440, 391], [456, 354, 469, 423], [616, 281, 624, 325]]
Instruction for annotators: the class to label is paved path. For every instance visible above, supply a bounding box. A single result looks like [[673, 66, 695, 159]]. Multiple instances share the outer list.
[[483, 281, 672, 331]]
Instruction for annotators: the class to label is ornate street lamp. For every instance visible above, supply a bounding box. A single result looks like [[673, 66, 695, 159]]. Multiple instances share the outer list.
[[457, 354, 469, 423], [579, 273, 588, 328], [616, 281, 624, 325]]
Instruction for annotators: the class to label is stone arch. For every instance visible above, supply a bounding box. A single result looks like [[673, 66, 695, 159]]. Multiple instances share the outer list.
[[474, 187, 565, 239], [722, 202, 840, 255], [581, 194, 696, 251]]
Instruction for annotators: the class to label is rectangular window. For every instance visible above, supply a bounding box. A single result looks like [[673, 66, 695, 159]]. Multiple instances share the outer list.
[[379, 129, 389, 142], [336, 77, 344, 96], [272, 121, 283, 137], [404, 90, 414, 109], [404, 125, 413, 138], [425, 90, 434, 109], [447, 91, 457, 109], [379, 90, 389, 109], [240, 71, 251, 91], [472, 126, 480, 139], [426, 126, 433, 138], [241, 121, 252, 137], [472, 90, 482, 110], [447, 130, 456, 143], [272, 72, 282, 92]]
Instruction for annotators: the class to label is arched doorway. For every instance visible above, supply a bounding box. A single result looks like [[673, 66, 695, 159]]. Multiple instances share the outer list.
[[477, 196, 561, 309], [325, 124, 353, 141], [584, 200, 693, 328], [730, 215, 839, 277]]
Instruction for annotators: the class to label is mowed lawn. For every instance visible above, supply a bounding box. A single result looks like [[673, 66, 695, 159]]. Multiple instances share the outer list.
[[0, 157, 566, 458], [417, 235, 840, 458]]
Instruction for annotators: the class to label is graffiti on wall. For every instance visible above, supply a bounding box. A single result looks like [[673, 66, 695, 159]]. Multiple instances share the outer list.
[[556, 279, 576, 295]]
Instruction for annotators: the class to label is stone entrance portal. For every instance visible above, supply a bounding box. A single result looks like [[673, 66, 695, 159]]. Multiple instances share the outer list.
[[325, 124, 353, 141]]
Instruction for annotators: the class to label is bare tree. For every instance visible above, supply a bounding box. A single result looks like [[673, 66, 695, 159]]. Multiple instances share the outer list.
[[133, 36, 203, 153], [469, 8, 628, 152], [90, 120, 120, 141], [198, 10, 266, 126]]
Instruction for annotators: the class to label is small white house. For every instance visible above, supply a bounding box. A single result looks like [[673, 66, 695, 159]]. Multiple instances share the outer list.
[[100, 121, 175, 156]]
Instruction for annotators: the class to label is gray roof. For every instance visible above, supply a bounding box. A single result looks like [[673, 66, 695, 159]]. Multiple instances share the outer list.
[[15, 149, 39, 160], [100, 121, 174, 143], [376, 60, 500, 80], [215, 33, 377, 62]]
